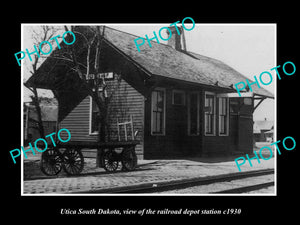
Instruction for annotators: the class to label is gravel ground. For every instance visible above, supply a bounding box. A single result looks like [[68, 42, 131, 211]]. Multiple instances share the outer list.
[[22, 144, 275, 194]]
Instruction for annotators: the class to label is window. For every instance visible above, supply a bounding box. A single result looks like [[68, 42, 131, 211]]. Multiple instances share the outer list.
[[172, 90, 185, 105], [230, 99, 239, 114], [244, 97, 252, 105], [218, 97, 229, 136], [205, 92, 216, 135], [188, 92, 199, 135], [151, 88, 166, 135], [90, 97, 100, 134]]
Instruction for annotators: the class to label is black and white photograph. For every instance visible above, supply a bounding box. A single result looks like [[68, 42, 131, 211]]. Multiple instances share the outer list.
[[21, 23, 276, 195], [4, 12, 298, 220]]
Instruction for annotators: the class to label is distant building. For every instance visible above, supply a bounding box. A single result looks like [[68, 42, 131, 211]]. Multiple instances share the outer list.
[[253, 118, 274, 142], [24, 99, 58, 145], [264, 129, 274, 142]]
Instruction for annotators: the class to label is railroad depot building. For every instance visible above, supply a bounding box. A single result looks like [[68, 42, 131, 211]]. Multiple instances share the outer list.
[[25, 25, 274, 159]]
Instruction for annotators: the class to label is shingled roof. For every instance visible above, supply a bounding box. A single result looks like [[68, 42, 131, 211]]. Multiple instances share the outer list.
[[26, 25, 274, 99], [101, 26, 274, 98]]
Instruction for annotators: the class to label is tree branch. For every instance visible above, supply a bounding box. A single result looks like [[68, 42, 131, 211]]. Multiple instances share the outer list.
[[40, 55, 87, 69]]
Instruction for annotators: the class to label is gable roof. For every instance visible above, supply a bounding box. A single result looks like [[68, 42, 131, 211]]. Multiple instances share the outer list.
[[26, 25, 274, 98], [25, 25, 274, 121], [101, 26, 274, 98]]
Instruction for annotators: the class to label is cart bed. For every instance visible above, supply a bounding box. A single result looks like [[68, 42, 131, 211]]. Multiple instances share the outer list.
[[56, 140, 140, 149]]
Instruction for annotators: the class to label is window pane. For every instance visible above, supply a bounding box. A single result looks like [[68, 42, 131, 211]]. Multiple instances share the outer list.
[[205, 114, 211, 133], [157, 91, 164, 112], [152, 91, 157, 111], [152, 112, 157, 132], [156, 113, 161, 132], [223, 98, 227, 114], [219, 98, 228, 135], [151, 90, 165, 134], [158, 91, 163, 112], [205, 114, 208, 132], [219, 98, 223, 115], [205, 94, 215, 134], [91, 99, 100, 133], [220, 116, 225, 133]]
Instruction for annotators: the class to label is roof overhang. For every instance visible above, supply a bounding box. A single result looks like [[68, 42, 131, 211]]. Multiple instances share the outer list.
[[217, 91, 274, 100], [216, 92, 254, 98]]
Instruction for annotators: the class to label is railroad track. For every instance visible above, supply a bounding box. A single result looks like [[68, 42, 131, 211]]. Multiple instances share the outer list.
[[213, 181, 274, 194], [85, 168, 274, 194]]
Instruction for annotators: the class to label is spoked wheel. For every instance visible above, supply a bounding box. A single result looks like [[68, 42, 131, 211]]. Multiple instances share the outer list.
[[62, 147, 84, 175], [40, 148, 63, 176], [103, 150, 119, 172], [121, 146, 137, 171]]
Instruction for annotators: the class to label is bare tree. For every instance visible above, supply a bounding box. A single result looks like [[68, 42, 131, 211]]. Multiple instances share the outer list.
[[24, 25, 59, 140], [26, 25, 124, 166], [52, 25, 122, 166]]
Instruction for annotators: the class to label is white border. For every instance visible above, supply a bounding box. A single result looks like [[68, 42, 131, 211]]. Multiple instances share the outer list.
[[21, 23, 24, 195], [21, 23, 277, 197], [273, 23, 277, 197]]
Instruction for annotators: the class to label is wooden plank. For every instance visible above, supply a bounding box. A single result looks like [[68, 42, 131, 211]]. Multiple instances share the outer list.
[[58, 140, 140, 149], [217, 92, 253, 98], [58, 77, 144, 155]]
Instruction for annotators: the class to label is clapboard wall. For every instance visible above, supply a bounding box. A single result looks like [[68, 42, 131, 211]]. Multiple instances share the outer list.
[[58, 78, 145, 157]]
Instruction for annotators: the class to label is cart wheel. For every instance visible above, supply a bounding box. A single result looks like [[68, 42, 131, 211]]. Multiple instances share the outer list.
[[103, 150, 119, 172], [40, 148, 63, 176], [121, 147, 137, 171], [62, 147, 84, 175]]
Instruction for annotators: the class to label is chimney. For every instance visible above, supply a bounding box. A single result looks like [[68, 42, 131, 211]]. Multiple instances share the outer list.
[[166, 26, 187, 51]]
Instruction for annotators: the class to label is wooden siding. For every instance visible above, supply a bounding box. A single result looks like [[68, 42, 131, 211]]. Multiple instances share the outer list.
[[58, 78, 145, 157], [144, 84, 254, 159], [237, 99, 254, 154], [144, 87, 203, 159], [201, 91, 231, 156], [229, 98, 254, 154], [106, 78, 144, 157], [202, 97, 254, 156], [58, 77, 254, 159], [59, 96, 95, 142]]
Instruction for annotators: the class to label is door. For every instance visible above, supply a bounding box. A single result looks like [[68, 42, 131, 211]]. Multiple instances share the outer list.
[[229, 97, 253, 154], [170, 90, 187, 155]]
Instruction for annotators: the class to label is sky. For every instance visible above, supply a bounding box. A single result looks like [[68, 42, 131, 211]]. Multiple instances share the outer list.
[[22, 23, 276, 121]]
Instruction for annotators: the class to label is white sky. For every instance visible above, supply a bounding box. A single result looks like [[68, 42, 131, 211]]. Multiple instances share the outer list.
[[22, 23, 276, 121]]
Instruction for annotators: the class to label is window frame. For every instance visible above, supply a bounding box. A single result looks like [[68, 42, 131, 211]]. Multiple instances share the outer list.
[[187, 91, 199, 136], [89, 96, 100, 135], [151, 88, 166, 136], [172, 90, 186, 106], [218, 97, 229, 136], [204, 91, 216, 136]]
